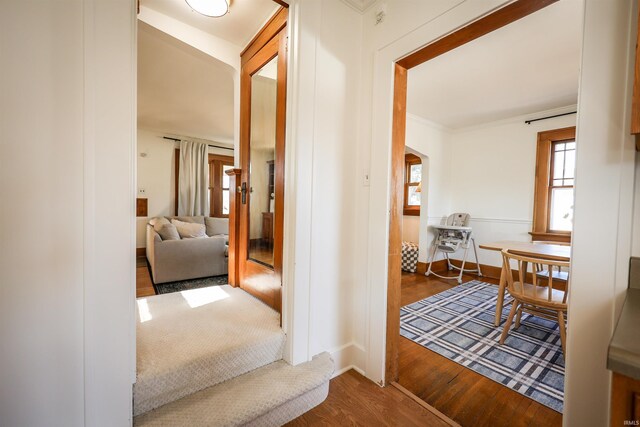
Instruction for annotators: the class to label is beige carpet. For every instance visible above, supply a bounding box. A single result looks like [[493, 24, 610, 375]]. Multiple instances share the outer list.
[[134, 285, 286, 416], [134, 352, 334, 427]]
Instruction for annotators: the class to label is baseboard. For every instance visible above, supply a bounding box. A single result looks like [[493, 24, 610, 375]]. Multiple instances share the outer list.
[[417, 259, 565, 290], [136, 247, 146, 257], [328, 342, 366, 379]]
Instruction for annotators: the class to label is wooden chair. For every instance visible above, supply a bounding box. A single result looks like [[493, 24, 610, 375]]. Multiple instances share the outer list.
[[531, 240, 569, 283], [499, 249, 570, 356]]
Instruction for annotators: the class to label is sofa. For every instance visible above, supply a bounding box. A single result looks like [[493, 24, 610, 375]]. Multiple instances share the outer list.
[[146, 216, 229, 284]]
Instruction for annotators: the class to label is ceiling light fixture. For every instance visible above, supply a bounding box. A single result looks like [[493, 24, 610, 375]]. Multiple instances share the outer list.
[[185, 0, 229, 17]]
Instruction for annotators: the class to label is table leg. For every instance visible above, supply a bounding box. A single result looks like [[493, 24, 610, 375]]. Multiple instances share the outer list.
[[495, 266, 506, 326]]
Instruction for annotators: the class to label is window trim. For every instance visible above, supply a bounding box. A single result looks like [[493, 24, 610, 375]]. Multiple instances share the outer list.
[[403, 153, 422, 216], [531, 126, 576, 243], [174, 149, 234, 217], [209, 154, 234, 218]]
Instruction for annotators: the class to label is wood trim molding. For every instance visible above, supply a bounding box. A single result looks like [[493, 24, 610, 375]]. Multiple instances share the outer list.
[[403, 153, 421, 216], [529, 231, 571, 244], [240, 7, 287, 66], [396, 0, 558, 69], [531, 126, 576, 239], [136, 247, 146, 257], [385, 0, 559, 386], [417, 260, 565, 291], [226, 168, 242, 287], [386, 63, 408, 384], [209, 154, 234, 218]]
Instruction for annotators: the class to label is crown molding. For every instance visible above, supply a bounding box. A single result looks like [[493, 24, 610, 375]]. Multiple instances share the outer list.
[[339, 0, 376, 13]]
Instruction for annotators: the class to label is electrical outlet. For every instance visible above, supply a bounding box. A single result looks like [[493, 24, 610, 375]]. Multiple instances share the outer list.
[[138, 188, 146, 195]]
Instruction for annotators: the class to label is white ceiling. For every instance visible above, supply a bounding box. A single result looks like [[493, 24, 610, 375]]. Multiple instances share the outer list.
[[140, 0, 280, 47], [137, 22, 235, 142], [407, 0, 582, 129]]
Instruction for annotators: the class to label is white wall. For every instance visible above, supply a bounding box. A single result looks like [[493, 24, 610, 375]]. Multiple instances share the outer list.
[[401, 215, 419, 244], [283, 0, 364, 374], [447, 108, 577, 267], [404, 115, 452, 263], [563, 1, 635, 425], [1, 1, 136, 425], [136, 128, 234, 248], [304, 0, 363, 371]]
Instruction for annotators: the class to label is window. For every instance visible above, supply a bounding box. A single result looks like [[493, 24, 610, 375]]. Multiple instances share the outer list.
[[173, 150, 233, 217], [209, 155, 234, 218], [404, 153, 422, 216], [531, 127, 576, 242]]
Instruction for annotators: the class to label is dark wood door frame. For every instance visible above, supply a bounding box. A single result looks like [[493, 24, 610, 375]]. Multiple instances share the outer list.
[[231, 7, 287, 314], [385, 0, 559, 384]]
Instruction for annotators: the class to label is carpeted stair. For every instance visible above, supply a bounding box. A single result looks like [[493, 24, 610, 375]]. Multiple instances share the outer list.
[[134, 285, 333, 425], [134, 353, 333, 427]]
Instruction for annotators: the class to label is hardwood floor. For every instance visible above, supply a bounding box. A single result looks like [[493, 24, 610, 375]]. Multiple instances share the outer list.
[[286, 369, 452, 426], [136, 256, 156, 298], [398, 271, 562, 427]]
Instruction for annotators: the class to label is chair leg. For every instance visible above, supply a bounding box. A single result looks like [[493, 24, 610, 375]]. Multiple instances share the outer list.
[[495, 267, 507, 327], [557, 310, 567, 357], [500, 301, 519, 345], [515, 306, 523, 329]]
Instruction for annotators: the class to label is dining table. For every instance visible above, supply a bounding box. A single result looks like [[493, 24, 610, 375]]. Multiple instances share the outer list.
[[479, 240, 571, 326]]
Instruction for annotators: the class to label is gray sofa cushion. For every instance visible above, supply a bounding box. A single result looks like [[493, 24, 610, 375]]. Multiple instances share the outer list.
[[174, 216, 205, 225], [205, 217, 229, 237], [156, 223, 180, 241], [172, 219, 207, 239]]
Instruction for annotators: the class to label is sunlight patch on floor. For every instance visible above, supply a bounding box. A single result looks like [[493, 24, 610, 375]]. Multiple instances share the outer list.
[[137, 298, 152, 323], [181, 286, 230, 308]]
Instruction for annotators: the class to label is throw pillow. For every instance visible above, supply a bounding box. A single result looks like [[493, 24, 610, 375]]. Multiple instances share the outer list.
[[152, 217, 170, 233], [205, 217, 229, 236], [172, 219, 207, 239], [156, 223, 180, 241]]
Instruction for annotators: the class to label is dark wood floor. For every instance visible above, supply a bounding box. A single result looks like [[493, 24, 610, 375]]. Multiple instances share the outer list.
[[286, 369, 453, 426], [398, 271, 562, 427], [136, 257, 156, 298]]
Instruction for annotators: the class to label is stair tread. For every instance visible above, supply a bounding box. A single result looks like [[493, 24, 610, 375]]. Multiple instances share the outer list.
[[134, 352, 334, 427], [134, 285, 285, 416]]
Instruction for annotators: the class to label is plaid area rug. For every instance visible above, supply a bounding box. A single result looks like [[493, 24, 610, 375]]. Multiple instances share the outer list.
[[155, 275, 228, 295], [400, 280, 565, 412]]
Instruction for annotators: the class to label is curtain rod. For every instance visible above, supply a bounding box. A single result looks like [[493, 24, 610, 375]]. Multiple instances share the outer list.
[[163, 136, 234, 151], [524, 111, 577, 125]]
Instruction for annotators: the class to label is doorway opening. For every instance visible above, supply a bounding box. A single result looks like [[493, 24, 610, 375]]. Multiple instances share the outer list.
[[386, 0, 581, 424]]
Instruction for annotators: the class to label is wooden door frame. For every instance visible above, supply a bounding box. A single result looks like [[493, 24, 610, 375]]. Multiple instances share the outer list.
[[231, 7, 287, 313], [385, 0, 559, 384]]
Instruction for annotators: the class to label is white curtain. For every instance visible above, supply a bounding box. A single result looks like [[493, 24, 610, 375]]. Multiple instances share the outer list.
[[178, 140, 210, 216]]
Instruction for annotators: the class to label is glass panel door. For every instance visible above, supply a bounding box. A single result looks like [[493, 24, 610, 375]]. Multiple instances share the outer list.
[[248, 55, 278, 268]]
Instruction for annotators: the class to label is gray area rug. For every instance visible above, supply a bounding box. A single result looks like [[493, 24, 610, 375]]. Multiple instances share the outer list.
[[400, 280, 565, 413], [155, 275, 228, 295]]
